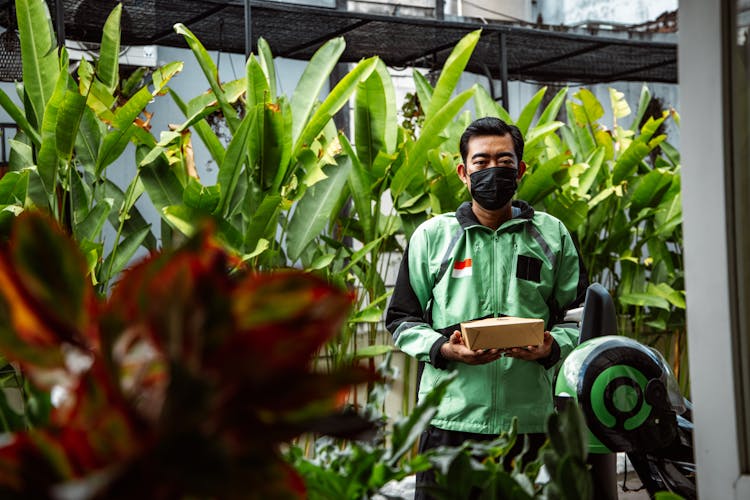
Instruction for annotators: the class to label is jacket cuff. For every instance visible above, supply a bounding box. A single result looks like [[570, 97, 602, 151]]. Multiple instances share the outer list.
[[429, 337, 450, 369], [536, 339, 561, 370]]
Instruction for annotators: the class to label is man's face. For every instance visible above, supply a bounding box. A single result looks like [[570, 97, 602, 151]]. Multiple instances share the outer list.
[[457, 134, 525, 189]]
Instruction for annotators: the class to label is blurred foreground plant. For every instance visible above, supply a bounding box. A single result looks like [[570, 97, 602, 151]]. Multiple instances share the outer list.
[[0, 210, 376, 499], [421, 402, 591, 500], [287, 354, 449, 499], [289, 354, 592, 500]]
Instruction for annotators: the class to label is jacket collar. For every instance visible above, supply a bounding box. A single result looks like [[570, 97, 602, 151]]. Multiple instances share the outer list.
[[456, 200, 535, 230]]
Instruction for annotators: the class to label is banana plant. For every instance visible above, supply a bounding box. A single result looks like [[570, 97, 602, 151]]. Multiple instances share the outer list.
[[284, 30, 487, 380], [552, 86, 683, 331], [510, 85, 685, 383], [139, 29, 486, 381], [388, 30, 480, 237], [0, 0, 182, 290], [141, 25, 378, 272]]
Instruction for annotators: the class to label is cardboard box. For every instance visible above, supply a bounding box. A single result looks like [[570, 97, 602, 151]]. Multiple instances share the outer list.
[[460, 316, 544, 350]]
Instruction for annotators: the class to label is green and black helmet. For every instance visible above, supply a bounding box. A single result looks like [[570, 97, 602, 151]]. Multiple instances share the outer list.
[[554, 335, 686, 454]]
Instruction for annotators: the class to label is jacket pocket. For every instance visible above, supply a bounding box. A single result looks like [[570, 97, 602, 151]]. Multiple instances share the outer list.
[[516, 254, 542, 283]]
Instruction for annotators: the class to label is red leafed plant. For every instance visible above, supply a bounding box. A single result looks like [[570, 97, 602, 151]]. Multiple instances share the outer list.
[[0, 211, 376, 499]]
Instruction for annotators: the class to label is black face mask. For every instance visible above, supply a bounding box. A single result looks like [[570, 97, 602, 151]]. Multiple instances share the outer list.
[[469, 167, 518, 210]]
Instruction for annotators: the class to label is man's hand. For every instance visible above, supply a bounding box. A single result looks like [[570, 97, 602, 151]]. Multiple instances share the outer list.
[[502, 331, 554, 361], [439, 331, 505, 365], [441, 331, 555, 365]]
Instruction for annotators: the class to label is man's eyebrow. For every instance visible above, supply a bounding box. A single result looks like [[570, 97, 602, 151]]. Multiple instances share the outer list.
[[470, 151, 515, 160]]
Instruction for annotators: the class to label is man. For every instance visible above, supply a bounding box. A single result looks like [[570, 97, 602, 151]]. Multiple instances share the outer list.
[[385, 117, 588, 499]]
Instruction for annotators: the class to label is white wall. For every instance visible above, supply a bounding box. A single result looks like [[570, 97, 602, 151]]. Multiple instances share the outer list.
[[681, 0, 750, 498], [0, 81, 21, 163]]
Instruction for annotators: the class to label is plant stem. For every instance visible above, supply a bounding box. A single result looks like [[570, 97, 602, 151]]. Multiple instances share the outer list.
[[103, 172, 140, 288]]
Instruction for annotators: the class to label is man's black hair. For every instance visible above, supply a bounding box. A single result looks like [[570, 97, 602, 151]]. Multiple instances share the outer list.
[[459, 117, 524, 164]]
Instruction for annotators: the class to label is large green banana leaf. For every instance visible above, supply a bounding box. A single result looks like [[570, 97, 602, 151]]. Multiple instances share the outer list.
[[286, 156, 352, 261], [412, 69, 433, 112], [139, 148, 185, 214], [258, 97, 293, 194], [290, 37, 345, 145], [291, 56, 379, 163], [630, 84, 652, 132], [257, 38, 277, 100], [473, 85, 512, 124], [35, 52, 69, 198], [243, 193, 282, 256], [56, 90, 88, 164], [174, 23, 240, 133], [575, 147, 606, 197], [390, 86, 475, 197], [423, 29, 480, 122], [96, 3, 121, 93], [0, 89, 40, 146], [515, 86, 546, 137], [246, 55, 270, 109], [629, 169, 674, 212], [537, 87, 568, 126], [354, 59, 397, 171], [516, 152, 570, 204], [74, 109, 103, 181], [215, 111, 253, 217], [0, 171, 29, 206], [16, 0, 59, 129], [340, 134, 373, 241]]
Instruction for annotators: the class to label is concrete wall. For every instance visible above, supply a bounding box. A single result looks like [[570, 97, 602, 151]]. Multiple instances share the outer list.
[[347, 0, 436, 17], [449, 0, 532, 22], [536, 0, 676, 26]]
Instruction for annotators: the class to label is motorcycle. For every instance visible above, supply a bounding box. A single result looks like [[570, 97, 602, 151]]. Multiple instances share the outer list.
[[554, 284, 696, 499]]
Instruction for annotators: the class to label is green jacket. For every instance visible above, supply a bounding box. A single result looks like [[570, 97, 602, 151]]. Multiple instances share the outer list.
[[386, 201, 587, 434]]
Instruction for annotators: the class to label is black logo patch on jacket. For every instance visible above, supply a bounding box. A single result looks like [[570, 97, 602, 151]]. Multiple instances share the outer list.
[[516, 254, 542, 283]]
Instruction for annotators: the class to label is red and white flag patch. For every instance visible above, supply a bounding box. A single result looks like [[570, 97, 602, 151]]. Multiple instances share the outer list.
[[451, 258, 473, 278]]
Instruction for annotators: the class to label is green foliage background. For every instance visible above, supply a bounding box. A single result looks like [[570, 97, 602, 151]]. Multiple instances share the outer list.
[[0, 0, 687, 402], [0, 0, 686, 497]]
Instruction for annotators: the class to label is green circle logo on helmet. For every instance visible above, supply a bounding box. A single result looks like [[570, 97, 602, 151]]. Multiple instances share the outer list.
[[554, 336, 683, 454]]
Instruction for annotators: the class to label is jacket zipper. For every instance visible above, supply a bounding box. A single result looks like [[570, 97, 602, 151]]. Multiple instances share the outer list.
[[491, 231, 518, 430], [491, 231, 500, 429], [492, 232, 500, 316]]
